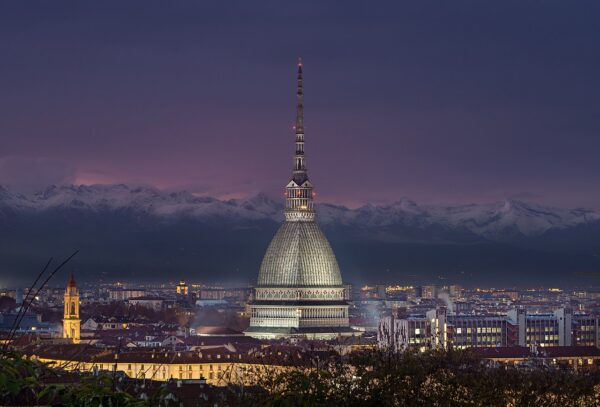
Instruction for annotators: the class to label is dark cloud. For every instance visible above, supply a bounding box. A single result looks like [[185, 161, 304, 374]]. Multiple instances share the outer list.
[[1, 1, 599, 206]]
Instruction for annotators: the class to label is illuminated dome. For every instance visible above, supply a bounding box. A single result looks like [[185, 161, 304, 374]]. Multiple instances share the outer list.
[[245, 60, 353, 340], [257, 221, 342, 287]]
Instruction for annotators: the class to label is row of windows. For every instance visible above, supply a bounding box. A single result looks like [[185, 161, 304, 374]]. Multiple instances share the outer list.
[[286, 188, 312, 198], [286, 199, 313, 210], [578, 333, 596, 339], [526, 322, 558, 328], [260, 292, 340, 299], [450, 320, 505, 325], [526, 334, 559, 342], [526, 326, 559, 333], [126, 364, 220, 371], [252, 308, 347, 319], [455, 335, 504, 341], [126, 371, 224, 380], [456, 327, 502, 334]]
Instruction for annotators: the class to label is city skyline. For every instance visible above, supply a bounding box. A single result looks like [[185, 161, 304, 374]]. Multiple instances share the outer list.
[[2, 1, 600, 208], [3, 3, 600, 403]]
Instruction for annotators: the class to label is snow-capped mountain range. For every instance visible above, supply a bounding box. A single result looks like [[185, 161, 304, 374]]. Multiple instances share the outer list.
[[1, 184, 598, 240], [2, 183, 600, 286]]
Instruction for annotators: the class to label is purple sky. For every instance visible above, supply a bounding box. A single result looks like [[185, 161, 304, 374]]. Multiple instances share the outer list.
[[2, 1, 600, 207]]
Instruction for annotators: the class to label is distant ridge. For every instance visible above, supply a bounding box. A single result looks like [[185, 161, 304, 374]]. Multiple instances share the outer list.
[[1, 184, 598, 239], [2, 184, 600, 287]]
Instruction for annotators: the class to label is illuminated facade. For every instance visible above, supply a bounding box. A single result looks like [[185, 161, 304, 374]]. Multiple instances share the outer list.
[[62, 274, 80, 344], [245, 61, 353, 339], [379, 307, 599, 351], [176, 280, 189, 296], [27, 346, 305, 386]]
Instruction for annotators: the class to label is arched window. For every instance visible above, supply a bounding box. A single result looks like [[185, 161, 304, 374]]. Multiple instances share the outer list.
[[71, 302, 75, 315]]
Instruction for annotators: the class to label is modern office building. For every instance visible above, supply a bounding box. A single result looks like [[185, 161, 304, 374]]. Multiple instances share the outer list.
[[378, 307, 599, 351]]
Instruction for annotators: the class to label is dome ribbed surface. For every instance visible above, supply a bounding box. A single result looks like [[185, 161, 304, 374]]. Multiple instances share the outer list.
[[257, 221, 342, 287]]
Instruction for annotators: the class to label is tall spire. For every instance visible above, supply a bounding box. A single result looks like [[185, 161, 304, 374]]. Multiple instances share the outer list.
[[68, 272, 76, 288], [293, 57, 307, 184], [285, 58, 315, 222]]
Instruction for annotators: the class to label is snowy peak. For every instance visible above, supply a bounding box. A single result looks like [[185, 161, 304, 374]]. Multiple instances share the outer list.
[[0, 184, 283, 221], [0, 184, 599, 239], [424, 199, 599, 237], [232, 193, 282, 216]]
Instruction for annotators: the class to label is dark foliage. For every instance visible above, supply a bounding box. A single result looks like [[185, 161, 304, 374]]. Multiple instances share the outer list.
[[230, 348, 600, 406], [2, 348, 599, 406]]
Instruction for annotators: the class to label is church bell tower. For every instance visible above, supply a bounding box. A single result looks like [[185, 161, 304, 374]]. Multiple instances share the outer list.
[[63, 273, 80, 344]]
